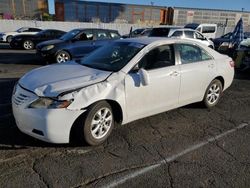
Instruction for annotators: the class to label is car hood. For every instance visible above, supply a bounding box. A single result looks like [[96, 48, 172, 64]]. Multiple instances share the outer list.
[[19, 61, 112, 97], [37, 39, 65, 47]]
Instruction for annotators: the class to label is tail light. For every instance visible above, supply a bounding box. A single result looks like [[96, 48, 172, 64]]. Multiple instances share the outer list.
[[229, 60, 235, 68]]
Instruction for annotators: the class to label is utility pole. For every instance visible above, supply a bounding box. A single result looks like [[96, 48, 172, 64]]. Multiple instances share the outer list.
[[150, 1, 154, 23], [11, 0, 16, 17]]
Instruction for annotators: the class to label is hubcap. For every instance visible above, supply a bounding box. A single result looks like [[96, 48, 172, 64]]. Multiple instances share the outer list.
[[24, 41, 33, 49], [57, 53, 69, 63], [90, 107, 113, 139], [207, 83, 220, 105]]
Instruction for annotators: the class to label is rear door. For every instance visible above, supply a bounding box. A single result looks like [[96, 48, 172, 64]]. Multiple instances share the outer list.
[[176, 43, 216, 105]]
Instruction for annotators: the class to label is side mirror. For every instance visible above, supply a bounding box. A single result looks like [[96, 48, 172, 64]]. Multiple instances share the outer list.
[[138, 68, 150, 86]]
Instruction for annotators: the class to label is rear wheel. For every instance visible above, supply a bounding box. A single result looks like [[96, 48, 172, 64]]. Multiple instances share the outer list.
[[56, 51, 71, 63], [23, 40, 34, 50], [6, 36, 13, 43], [81, 101, 114, 146], [203, 79, 222, 108]]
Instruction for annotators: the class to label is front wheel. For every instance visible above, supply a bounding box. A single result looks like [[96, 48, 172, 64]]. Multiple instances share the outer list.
[[56, 51, 71, 63], [203, 79, 223, 108], [82, 101, 114, 146], [23, 40, 34, 50]]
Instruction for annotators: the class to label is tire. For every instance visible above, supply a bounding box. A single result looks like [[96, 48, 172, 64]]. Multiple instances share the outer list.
[[81, 101, 114, 146], [56, 51, 71, 63], [6, 36, 13, 43], [203, 79, 223, 108], [23, 40, 34, 50]]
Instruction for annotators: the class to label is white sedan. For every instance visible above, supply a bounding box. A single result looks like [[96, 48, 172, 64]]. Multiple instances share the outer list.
[[0, 27, 42, 43], [12, 38, 234, 145], [169, 28, 215, 49]]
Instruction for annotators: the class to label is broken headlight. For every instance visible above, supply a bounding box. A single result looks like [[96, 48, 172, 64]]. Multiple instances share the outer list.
[[29, 97, 72, 109]]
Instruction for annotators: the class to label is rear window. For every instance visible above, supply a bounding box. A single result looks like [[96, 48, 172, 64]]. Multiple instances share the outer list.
[[172, 31, 183, 37], [184, 31, 194, 38], [149, 28, 170, 37], [202, 26, 216, 33]]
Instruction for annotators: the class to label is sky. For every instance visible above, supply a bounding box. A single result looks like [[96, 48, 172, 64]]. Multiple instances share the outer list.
[[48, 0, 250, 14]]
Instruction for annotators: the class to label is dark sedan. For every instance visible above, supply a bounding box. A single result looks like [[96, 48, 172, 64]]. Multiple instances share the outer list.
[[36, 28, 121, 63], [10, 29, 66, 50], [213, 32, 250, 50]]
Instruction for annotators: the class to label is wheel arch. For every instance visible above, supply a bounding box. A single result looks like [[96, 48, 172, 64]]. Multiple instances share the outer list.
[[214, 76, 224, 90], [69, 99, 123, 143]]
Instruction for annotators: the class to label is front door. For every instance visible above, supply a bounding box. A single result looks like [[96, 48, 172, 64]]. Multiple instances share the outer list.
[[125, 44, 181, 122]]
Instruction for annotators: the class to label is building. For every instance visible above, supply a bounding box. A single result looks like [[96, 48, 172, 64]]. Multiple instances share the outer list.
[[0, 0, 48, 20], [173, 7, 250, 27], [55, 0, 174, 25], [54, 0, 250, 28]]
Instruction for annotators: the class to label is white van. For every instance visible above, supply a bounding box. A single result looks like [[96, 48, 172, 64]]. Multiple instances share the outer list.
[[185, 23, 217, 39]]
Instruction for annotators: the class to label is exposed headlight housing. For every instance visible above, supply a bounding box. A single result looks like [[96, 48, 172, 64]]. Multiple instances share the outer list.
[[29, 97, 72, 109], [41, 45, 54, 51]]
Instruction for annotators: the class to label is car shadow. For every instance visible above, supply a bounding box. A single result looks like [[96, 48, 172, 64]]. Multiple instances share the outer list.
[[0, 78, 80, 148]]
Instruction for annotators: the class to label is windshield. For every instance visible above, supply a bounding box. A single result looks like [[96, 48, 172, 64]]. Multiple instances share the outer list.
[[60, 29, 81, 40], [79, 42, 145, 72], [16, 27, 26, 32]]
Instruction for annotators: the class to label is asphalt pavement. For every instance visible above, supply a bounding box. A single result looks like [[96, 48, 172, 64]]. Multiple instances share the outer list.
[[0, 43, 250, 188]]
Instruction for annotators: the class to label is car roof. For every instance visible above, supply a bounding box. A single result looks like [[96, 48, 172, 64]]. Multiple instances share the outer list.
[[172, 28, 196, 32], [73, 28, 118, 32], [117, 37, 194, 45]]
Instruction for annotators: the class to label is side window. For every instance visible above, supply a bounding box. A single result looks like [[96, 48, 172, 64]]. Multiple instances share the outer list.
[[110, 32, 120, 39], [42, 31, 51, 37], [77, 30, 93, 41], [172, 31, 183, 37], [138, 44, 175, 70], [201, 50, 213, 61], [177, 44, 212, 64], [202, 26, 216, 34], [96, 31, 109, 40], [22, 28, 29, 32], [184, 31, 194, 38], [29, 28, 41, 32]]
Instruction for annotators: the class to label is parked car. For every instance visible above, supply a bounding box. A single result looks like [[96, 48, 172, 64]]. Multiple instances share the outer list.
[[10, 29, 66, 50], [184, 23, 217, 39], [36, 28, 121, 63], [148, 26, 182, 37], [12, 37, 234, 146], [0, 27, 42, 43], [169, 28, 214, 48], [213, 32, 250, 50], [122, 28, 152, 38]]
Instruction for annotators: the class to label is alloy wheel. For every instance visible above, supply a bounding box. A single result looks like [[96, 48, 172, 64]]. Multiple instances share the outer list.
[[56, 52, 70, 63], [90, 107, 113, 139], [206, 83, 221, 105], [23, 41, 33, 50]]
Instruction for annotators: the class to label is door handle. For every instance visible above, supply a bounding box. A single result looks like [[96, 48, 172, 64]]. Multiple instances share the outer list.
[[170, 71, 179, 76]]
